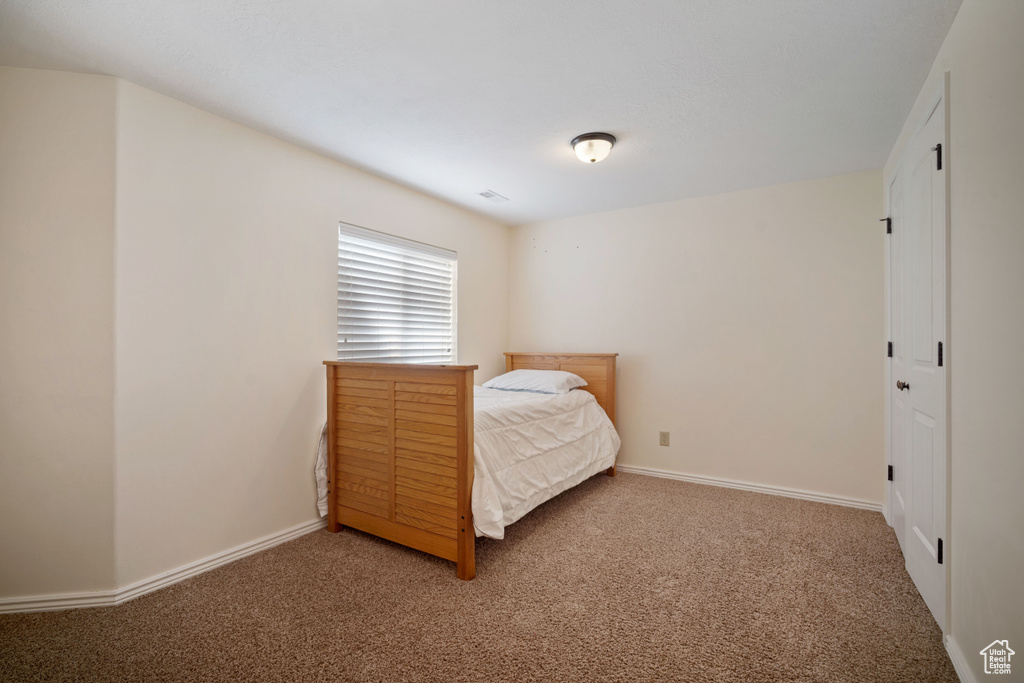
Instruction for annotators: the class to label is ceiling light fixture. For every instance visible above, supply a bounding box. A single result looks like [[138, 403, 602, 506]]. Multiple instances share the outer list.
[[571, 132, 616, 163]]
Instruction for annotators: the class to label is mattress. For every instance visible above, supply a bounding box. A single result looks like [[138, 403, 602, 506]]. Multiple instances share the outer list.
[[315, 386, 620, 539]]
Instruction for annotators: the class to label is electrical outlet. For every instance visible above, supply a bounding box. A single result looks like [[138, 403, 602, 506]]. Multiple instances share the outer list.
[[659, 431, 670, 447]]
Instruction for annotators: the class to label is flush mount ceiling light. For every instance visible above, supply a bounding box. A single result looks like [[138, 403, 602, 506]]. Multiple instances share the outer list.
[[571, 132, 616, 163]]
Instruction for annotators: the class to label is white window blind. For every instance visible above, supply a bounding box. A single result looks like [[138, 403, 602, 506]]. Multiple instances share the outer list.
[[337, 223, 457, 363]]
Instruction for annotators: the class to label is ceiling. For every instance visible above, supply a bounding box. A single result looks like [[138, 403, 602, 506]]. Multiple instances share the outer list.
[[0, 0, 961, 226]]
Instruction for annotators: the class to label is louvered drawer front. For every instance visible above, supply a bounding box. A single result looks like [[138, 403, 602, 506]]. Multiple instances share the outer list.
[[393, 381, 458, 539], [334, 377, 391, 519]]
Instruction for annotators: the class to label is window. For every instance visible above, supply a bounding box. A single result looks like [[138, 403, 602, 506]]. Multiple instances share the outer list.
[[337, 223, 457, 363]]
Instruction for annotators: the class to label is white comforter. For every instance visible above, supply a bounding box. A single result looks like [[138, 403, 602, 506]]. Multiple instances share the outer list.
[[470, 387, 620, 538], [315, 386, 620, 539]]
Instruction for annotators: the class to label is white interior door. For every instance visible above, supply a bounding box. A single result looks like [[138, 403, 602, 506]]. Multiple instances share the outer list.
[[888, 174, 907, 553], [888, 93, 947, 629]]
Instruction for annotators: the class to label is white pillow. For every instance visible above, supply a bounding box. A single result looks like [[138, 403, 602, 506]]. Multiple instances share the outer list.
[[482, 369, 587, 394]]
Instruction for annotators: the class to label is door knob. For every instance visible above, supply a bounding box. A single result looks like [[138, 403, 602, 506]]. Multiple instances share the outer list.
[[896, 380, 910, 391]]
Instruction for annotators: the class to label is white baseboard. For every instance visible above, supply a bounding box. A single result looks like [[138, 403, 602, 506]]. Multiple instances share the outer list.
[[0, 517, 326, 614], [616, 464, 884, 512], [945, 635, 978, 683], [0, 587, 121, 614]]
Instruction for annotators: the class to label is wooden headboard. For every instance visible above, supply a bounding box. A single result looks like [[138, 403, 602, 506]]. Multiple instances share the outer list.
[[504, 352, 617, 426]]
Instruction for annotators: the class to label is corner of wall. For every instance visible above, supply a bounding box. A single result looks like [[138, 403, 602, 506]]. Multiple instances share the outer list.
[[0, 66, 119, 598]]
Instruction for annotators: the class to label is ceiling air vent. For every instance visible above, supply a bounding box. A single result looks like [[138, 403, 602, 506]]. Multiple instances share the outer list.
[[478, 190, 509, 204]]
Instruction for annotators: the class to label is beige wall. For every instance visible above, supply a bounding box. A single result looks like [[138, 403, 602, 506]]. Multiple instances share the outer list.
[[112, 81, 509, 586], [510, 170, 885, 504], [885, 0, 1024, 675], [0, 68, 117, 595], [0, 66, 508, 599]]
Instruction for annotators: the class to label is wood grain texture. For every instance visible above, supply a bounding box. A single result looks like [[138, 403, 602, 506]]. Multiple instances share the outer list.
[[387, 380, 396, 521], [324, 361, 476, 579], [325, 365, 341, 533], [456, 368, 475, 580], [337, 506, 458, 562]]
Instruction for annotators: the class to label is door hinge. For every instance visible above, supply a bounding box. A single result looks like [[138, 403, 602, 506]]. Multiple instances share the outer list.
[[938, 341, 943, 367], [880, 217, 891, 234], [934, 143, 943, 170], [938, 538, 944, 564], [888, 465, 893, 482], [888, 341, 893, 358]]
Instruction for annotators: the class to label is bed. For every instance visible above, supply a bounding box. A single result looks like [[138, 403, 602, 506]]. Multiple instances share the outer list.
[[321, 352, 620, 580]]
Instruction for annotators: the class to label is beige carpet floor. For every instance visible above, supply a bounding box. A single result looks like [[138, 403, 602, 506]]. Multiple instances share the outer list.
[[1, 473, 957, 682]]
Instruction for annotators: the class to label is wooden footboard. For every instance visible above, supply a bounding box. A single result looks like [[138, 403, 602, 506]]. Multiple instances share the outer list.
[[323, 361, 477, 580]]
